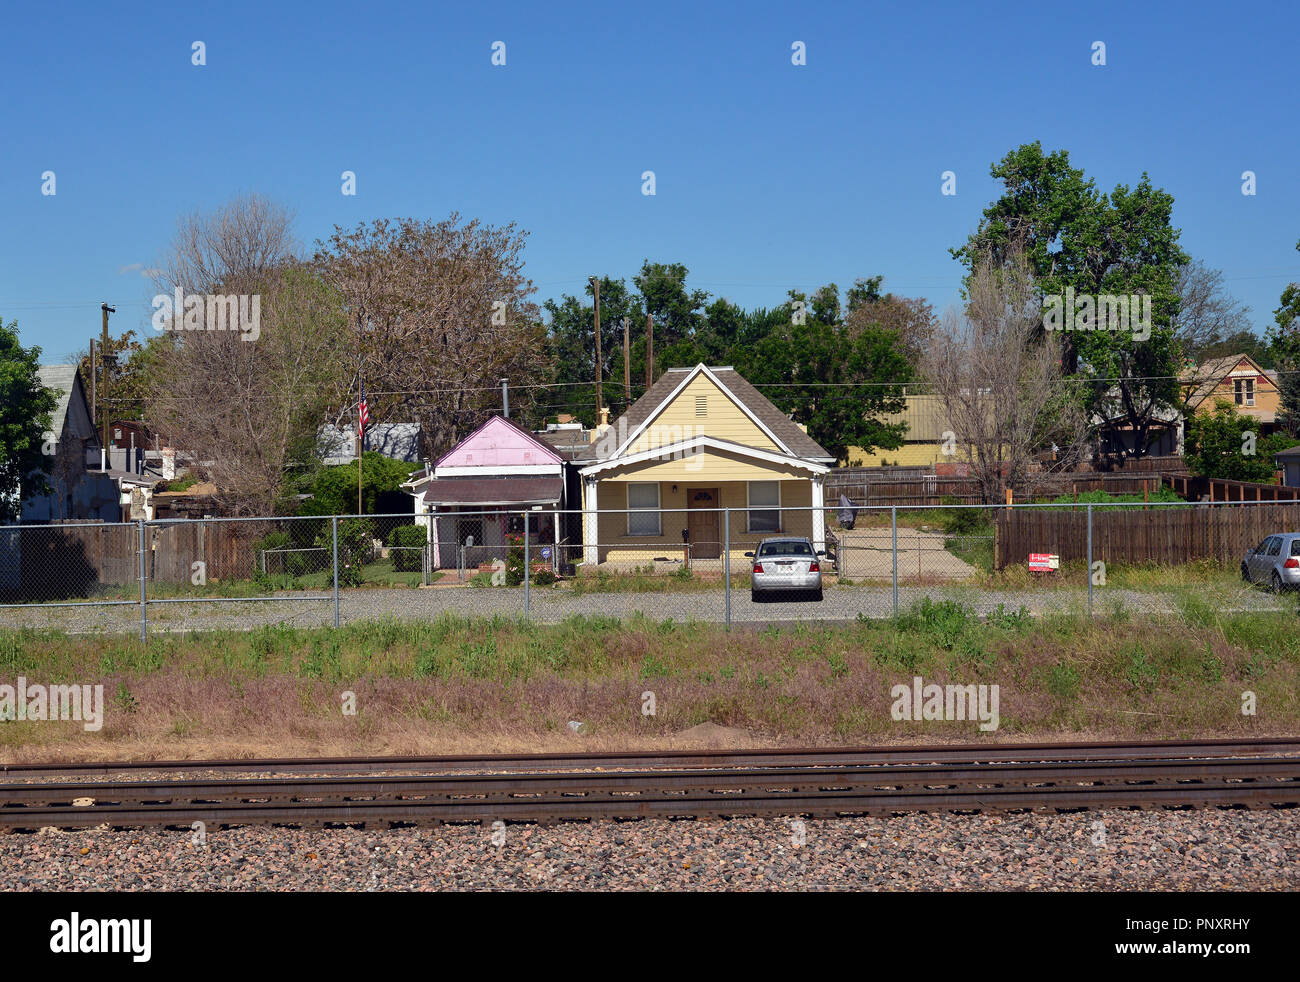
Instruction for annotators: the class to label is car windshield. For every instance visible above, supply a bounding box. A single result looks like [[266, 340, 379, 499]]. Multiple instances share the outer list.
[[759, 541, 812, 557]]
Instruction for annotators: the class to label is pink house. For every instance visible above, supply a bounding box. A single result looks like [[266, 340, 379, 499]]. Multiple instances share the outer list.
[[402, 416, 568, 570]]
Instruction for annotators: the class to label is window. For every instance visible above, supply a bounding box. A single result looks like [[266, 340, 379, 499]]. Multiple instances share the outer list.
[[747, 481, 781, 532], [627, 483, 661, 535], [1234, 378, 1255, 406], [758, 540, 812, 557], [1267, 536, 1282, 557]]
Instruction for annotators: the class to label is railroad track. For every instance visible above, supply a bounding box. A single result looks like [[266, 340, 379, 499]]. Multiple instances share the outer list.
[[4, 738, 1299, 780], [1, 745, 1297, 830]]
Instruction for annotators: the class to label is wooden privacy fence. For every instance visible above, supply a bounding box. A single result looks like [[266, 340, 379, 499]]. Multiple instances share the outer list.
[[0, 521, 290, 600], [4, 523, 140, 600], [995, 502, 1300, 569], [828, 470, 1186, 508]]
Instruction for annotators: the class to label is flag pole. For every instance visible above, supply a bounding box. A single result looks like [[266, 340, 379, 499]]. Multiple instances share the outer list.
[[357, 381, 366, 516]]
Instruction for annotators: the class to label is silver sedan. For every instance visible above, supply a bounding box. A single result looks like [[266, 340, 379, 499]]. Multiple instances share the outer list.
[[1241, 533, 1300, 593], [746, 537, 824, 602]]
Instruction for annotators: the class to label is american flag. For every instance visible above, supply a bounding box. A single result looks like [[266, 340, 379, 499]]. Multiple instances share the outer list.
[[358, 382, 369, 451]]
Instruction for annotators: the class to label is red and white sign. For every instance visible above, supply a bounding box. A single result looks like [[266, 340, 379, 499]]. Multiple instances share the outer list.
[[1028, 553, 1060, 572]]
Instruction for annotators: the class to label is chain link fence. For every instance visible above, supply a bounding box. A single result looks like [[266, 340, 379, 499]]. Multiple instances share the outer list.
[[0, 500, 1295, 637]]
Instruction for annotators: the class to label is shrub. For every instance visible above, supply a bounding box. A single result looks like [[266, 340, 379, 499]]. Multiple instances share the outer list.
[[388, 524, 427, 572], [532, 569, 557, 586], [315, 518, 376, 588], [253, 530, 308, 579]]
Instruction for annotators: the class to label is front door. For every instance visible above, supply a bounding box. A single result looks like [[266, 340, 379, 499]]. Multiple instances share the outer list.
[[687, 488, 721, 559]]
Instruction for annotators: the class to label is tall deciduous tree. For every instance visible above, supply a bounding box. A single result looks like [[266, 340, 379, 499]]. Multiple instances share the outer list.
[[147, 266, 349, 514], [1267, 239, 1300, 436], [738, 289, 912, 463], [0, 319, 58, 521], [312, 214, 547, 455], [954, 142, 1189, 458], [922, 249, 1088, 504]]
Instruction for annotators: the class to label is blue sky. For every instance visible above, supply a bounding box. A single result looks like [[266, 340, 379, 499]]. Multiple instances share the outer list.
[[3, 0, 1297, 362]]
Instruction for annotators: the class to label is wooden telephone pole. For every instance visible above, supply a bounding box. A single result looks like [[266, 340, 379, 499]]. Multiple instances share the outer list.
[[590, 277, 603, 418], [622, 316, 630, 405], [645, 313, 654, 389]]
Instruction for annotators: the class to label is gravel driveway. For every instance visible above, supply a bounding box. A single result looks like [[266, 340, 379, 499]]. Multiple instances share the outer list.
[[837, 527, 979, 580], [3, 808, 1295, 891]]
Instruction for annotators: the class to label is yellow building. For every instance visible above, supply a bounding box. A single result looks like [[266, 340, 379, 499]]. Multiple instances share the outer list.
[[1181, 354, 1282, 430], [845, 392, 950, 467], [575, 365, 834, 565]]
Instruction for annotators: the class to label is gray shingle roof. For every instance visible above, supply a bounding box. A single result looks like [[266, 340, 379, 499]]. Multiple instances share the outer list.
[[36, 365, 81, 437], [597, 365, 833, 461]]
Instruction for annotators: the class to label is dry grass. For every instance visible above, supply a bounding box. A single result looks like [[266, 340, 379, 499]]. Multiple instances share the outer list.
[[0, 602, 1296, 763]]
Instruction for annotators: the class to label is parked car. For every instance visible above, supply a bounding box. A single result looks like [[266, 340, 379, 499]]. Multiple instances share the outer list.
[[1241, 533, 1300, 592], [746, 537, 824, 602]]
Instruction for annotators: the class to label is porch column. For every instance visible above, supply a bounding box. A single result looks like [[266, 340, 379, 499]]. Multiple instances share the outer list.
[[583, 478, 599, 566], [553, 503, 560, 570], [811, 474, 826, 555]]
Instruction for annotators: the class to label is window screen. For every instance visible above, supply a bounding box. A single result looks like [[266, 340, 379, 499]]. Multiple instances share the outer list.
[[748, 481, 780, 532], [627, 483, 660, 535]]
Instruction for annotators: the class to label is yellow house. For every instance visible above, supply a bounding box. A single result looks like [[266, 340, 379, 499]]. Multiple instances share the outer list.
[[845, 391, 949, 467], [1182, 354, 1282, 430], [575, 365, 834, 566]]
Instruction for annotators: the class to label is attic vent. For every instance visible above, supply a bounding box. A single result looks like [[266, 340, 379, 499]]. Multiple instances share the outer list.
[[695, 395, 707, 417]]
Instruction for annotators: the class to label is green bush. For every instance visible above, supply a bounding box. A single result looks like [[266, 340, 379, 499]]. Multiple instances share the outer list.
[[253, 530, 308, 579], [532, 569, 557, 586], [388, 524, 427, 572], [315, 518, 375, 588]]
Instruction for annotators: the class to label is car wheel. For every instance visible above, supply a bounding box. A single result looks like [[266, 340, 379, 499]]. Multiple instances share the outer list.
[[811, 588, 823, 602], [751, 590, 761, 603], [1241, 563, 1250, 582], [1272, 572, 1283, 594]]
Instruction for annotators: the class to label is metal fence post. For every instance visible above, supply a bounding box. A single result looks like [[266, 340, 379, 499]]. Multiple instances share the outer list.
[[723, 507, 731, 629], [1086, 504, 1093, 618], [331, 515, 340, 629], [891, 506, 898, 617], [138, 519, 147, 643], [523, 511, 530, 621]]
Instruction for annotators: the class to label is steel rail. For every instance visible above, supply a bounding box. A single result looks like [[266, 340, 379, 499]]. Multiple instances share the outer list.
[[2, 757, 1296, 830], [5, 738, 1300, 780]]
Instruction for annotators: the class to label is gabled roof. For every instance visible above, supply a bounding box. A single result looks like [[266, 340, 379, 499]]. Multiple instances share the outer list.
[[1182, 354, 1274, 409], [36, 365, 86, 440], [432, 414, 562, 469], [1274, 445, 1300, 460], [598, 364, 833, 462]]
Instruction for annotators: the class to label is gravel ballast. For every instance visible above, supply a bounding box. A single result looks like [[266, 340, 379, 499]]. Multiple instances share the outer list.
[[4, 808, 1297, 891]]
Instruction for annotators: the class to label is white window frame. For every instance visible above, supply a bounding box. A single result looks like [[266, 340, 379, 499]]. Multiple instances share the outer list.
[[626, 482, 661, 536], [746, 480, 782, 533]]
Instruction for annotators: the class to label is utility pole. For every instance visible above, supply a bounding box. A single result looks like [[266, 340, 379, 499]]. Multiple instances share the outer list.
[[645, 313, 654, 389], [590, 277, 603, 419], [100, 303, 116, 459], [622, 316, 630, 406]]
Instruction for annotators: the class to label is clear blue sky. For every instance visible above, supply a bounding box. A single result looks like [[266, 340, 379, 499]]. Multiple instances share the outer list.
[[3, 0, 1297, 362]]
